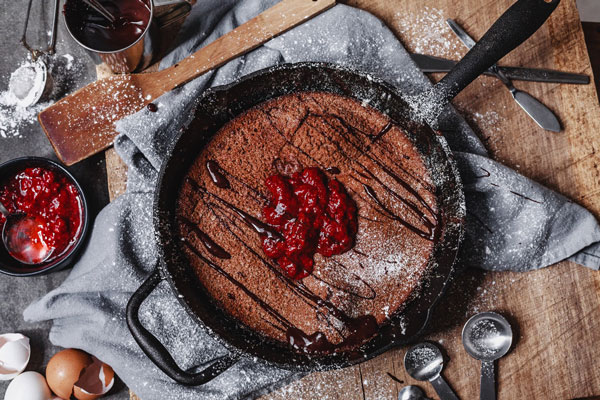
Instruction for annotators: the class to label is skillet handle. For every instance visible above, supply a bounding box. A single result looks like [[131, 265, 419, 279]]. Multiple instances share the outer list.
[[436, 0, 560, 102], [126, 269, 240, 386]]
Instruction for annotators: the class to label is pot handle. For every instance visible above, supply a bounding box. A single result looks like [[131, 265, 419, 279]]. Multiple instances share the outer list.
[[436, 0, 560, 102], [126, 270, 240, 386]]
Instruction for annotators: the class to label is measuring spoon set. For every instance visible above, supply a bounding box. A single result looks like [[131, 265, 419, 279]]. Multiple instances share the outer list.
[[401, 311, 513, 400]]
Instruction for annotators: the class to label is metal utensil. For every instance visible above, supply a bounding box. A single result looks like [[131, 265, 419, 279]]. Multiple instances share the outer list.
[[0, 202, 53, 265], [404, 343, 460, 400], [82, 0, 117, 23], [21, 0, 59, 59], [16, 0, 59, 107], [399, 385, 430, 400], [410, 53, 590, 85], [447, 18, 561, 132], [462, 312, 513, 400]]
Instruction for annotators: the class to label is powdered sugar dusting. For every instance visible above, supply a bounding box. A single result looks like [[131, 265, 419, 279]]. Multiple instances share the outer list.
[[394, 7, 463, 58], [0, 90, 50, 138], [469, 318, 503, 356], [0, 54, 85, 139], [402, 85, 450, 128]]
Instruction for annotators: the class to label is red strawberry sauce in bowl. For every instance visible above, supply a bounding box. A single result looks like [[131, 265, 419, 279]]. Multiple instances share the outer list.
[[0, 157, 89, 276]]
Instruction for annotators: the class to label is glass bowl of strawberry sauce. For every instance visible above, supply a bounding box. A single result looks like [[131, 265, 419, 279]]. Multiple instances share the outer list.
[[0, 157, 89, 276]]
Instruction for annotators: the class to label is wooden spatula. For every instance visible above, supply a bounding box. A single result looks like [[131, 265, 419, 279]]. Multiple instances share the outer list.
[[39, 0, 336, 166]]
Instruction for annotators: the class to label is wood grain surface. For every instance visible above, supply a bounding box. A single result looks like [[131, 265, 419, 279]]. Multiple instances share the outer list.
[[108, 1, 600, 399]]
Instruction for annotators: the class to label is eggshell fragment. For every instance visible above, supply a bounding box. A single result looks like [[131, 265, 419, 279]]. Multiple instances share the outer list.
[[0, 333, 31, 380], [72, 357, 115, 400], [3, 371, 52, 400], [45, 348, 93, 399]]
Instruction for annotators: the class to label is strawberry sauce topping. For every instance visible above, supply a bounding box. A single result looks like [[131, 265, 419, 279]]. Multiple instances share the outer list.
[[261, 167, 358, 279], [0, 167, 83, 263]]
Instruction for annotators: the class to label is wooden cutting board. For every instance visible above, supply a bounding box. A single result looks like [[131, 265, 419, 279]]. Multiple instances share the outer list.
[[118, 0, 600, 398]]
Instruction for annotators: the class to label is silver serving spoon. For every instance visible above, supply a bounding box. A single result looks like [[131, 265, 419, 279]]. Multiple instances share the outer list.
[[462, 312, 513, 400], [404, 342, 460, 400], [0, 201, 53, 264], [399, 385, 430, 400]]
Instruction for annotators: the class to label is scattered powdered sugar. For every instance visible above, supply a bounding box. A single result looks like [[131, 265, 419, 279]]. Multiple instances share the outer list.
[[402, 85, 451, 128], [0, 54, 84, 139], [472, 110, 500, 133], [62, 54, 75, 71], [0, 90, 50, 139], [9, 64, 41, 102], [394, 7, 463, 58]]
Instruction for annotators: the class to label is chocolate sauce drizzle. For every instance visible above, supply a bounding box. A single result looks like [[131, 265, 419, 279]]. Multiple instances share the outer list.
[[488, 182, 543, 204], [387, 372, 404, 384], [369, 121, 393, 143], [186, 177, 282, 241], [206, 160, 231, 189], [311, 271, 376, 300], [180, 217, 231, 259], [363, 184, 434, 240], [263, 104, 439, 240], [179, 97, 440, 353], [184, 177, 379, 353]]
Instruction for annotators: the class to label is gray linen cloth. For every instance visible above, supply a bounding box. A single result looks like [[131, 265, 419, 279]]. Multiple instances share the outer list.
[[25, 1, 600, 399]]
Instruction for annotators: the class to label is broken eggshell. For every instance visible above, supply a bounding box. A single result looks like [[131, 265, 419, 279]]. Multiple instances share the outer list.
[[0, 333, 31, 380], [72, 357, 115, 400], [45, 349, 114, 400]]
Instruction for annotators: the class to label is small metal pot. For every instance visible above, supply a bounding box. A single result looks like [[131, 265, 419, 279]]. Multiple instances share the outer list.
[[64, 0, 192, 73]]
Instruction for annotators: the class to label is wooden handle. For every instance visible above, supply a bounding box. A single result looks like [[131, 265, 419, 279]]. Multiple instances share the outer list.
[[151, 0, 336, 93]]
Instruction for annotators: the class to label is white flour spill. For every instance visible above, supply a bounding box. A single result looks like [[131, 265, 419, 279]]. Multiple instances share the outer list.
[[0, 90, 49, 139], [0, 54, 81, 139]]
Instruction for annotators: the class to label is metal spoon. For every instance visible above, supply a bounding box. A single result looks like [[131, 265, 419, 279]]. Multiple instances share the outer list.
[[0, 202, 53, 264], [404, 342, 460, 400], [82, 0, 117, 23], [462, 312, 513, 400], [399, 385, 430, 400]]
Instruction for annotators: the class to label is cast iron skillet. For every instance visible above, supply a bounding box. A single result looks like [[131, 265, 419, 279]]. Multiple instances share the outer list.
[[126, 0, 559, 386]]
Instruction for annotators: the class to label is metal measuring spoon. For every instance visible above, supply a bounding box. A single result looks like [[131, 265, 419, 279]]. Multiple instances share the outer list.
[[404, 342, 460, 400], [462, 312, 513, 400], [0, 201, 53, 264], [399, 385, 430, 400]]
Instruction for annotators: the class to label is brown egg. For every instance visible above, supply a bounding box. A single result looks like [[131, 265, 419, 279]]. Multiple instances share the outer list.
[[46, 349, 93, 399], [45, 349, 115, 400]]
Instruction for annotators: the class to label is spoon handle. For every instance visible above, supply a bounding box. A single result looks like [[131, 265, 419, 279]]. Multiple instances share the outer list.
[[0, 201, 9, 217], [430, 375, 460, 400], [481, 360, 496, 400]]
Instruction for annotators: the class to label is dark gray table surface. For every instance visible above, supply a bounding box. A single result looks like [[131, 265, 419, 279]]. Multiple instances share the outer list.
[[0, 0, 126, 398]]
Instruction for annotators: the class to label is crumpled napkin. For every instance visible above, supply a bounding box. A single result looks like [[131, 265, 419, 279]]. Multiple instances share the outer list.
[[24, 1, 600, 399]]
